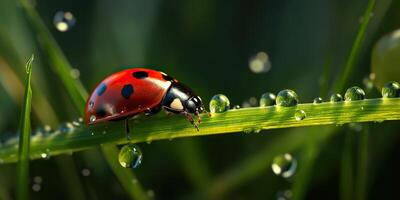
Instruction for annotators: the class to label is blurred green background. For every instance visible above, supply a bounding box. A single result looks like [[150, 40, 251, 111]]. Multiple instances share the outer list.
[[1, 0, 400, 199]]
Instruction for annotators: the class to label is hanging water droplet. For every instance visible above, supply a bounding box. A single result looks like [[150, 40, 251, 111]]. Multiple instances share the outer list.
[[40, 149, 51, 160], [209, 94, 230, 113], [330, 93, 343, 102], [276, 89, 299, 107], [118, 144, 143, 168], [344, 86, 365, 101], [81, 168, 91, 176], [89, 115, 96, 123], [249, 51, 271, 73], [294, 110, 306, 121], [53, 11, 76, 32], [271, 153, 297, 178], [313, 97, 323, 104], [381, 81, 400, 98], [70, 68, 80, 79], [260, 92, 276, 107]]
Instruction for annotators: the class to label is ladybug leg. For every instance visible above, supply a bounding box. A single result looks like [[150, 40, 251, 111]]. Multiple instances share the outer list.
[[195, 111, 202, 124], [184, 112, 199, 131], [124, 118, 131, 140]]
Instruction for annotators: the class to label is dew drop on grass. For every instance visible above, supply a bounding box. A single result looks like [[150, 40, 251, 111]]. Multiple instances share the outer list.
[[271, 153, 297, 178], [313, 97, 323, 104], [276, 89, 298, 107], [209, 94, 230, 113], [118, 144, 143, 168], [381, 81, 400, 98], [232, 105, 241, 109], [344, 86, 365, 101], [249, 51, 271, 73], [53, 11, 76, 32], [330, 93, 343, 102], [260, 92, 276, 107], [294, 110, 306, 121], [59, 122, 74, 133]]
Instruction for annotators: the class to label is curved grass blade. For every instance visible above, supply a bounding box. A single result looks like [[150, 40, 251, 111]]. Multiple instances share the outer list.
[[16, 55, 34, 200]]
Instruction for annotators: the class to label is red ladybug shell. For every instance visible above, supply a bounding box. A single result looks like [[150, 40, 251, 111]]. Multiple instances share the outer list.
[[84, 68, 176, 125]]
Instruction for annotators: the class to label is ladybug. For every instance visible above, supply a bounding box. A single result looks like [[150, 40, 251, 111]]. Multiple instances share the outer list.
[[84, 68, 206, 133]]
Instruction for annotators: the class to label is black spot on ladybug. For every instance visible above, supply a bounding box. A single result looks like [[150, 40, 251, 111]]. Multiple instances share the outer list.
[[162, 73, 174, 81], [96, 107, 107, 117], [132, 71, 148, 79], [121, 84, 134, 99], [96, 83, 107, 96]]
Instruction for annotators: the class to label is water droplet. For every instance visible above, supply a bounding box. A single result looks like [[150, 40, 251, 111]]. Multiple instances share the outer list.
[[276, 190, 293, 200], [248, 97, 258, 107], [294, 110, 306, 121], [72, 119, 81, 127], [260, 92, 276, 107], [81, 168, 91, 176], [41, 149, 51, 160], [32, 183, 41, 192], [209, 94, 230, 113], [89, 101, 94, 110], [89, 115, 96, 123], [70, 68, 80, 79], [330, 93, 343, 102], [59, 122, 74, 133], [232, 105, 241, 109], [382, 81, 400, 98], [313, 97, 323, 104], [276, 89, 299, 107], [53, 11, 76, 32], [345, 86, 366, 101], [363, 75, 375, 91], [33, 176, 42, 183], [348, 123, 363, 132], [249, 51, 271, 73], [78, 117, 84, 123], [91, 132, 95, 136], [241, 101, 251, 108], [118, 144, 143, 168], [271, 153, 297, 178]]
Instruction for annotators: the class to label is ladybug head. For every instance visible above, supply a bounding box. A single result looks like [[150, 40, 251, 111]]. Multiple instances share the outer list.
[[162, 82, 205, 115]]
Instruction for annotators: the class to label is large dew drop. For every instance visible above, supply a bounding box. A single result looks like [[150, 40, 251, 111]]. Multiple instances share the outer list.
[[209, 94, 230, 113], [118, 144, 143, 168], [276, 89, 298, 107], [344, 86, 365, 101], [259, 92, 276, 107], [271, 153, 297, 178], [330, 93, 343, 102], [382, 81, 400, 98], [53, 11, 76, 32]]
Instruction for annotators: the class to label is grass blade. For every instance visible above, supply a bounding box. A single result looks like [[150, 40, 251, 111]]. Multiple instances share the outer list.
[[16, 55, 34, 200], [1, 98, 400, 162]]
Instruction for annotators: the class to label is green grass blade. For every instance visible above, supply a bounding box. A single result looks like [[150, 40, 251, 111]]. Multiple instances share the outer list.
[[16, 55, 34, 200], [1, 98, 399, 163], [101, 144, 150, 200], [334, 0, 376, 92]]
